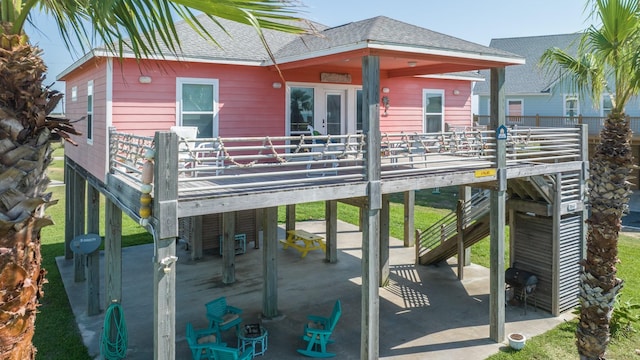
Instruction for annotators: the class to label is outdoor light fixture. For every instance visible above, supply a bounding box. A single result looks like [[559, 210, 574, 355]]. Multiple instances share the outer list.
[[382, 87, 390, 93], [381, 96, 390, 116], [138, 75, 152, 84], [453, 89, 460, 95], [272, 82, 282, 89]]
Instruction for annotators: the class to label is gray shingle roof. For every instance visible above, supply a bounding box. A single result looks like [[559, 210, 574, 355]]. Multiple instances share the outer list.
[[274, 16, 520, 61], [474, 33, 582, 95]]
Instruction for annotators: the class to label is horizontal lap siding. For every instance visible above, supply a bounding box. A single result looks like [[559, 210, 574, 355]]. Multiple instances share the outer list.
[[513, 212, 553, 312], [558, 214, 582, 313], [64, 59, 109, 180]]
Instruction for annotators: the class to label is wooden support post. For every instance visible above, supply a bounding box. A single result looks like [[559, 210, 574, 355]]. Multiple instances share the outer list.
[[153, 131, 178, 360], [361, 55, 381, 360], [262, 206, 279, 319], [64, 159, 73, 259], [286, 204, 296, 234], [380, 195, 390, 287], [459, 186, 472, 266], [105, 197, 122, 304], [489, 67, 506, 343], [254, 208, 262, 249], [188, 216, 203, 260], [456, 200, 465, 280], [222, 212, 236, 284], [73, 171, 86, 282], [86, 184, 101, 315], [403, 191, 415, 247], [325, 200, 338, 263]]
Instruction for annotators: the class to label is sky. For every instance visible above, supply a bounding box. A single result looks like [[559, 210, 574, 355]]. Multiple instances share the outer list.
[[26, 0, 595, 103]]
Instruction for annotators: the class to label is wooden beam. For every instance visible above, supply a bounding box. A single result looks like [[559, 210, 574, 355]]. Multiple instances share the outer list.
[[153, 131, 178, 360], [64, 158, 73, 259], [188, 216, 203, 260], [508, 199, 552, 216], [489, 67, 506, 343], [222, 212, 236, 284], [403, 191, 415, 247], [456, 200, 464, 280], [459, 186, 472, 266], [286, 204, 296, 234], [104, 197, 122, 304], [325, 200, 338, 263], [262, 206, 279, 319], [361, 54, 381, 360], [552, 172, 562, 316], [73, 171, 86, 283], [380, 195, 390, 287], [86, 184, 101, 315]]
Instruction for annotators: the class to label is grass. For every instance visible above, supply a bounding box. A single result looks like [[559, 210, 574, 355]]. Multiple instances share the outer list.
[[33, 151, 640, 359]]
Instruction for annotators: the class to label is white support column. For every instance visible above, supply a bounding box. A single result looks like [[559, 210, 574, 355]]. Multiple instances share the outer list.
[[64, 159, 74, 259], [403, 191, 415, 247], [489, 67, 506, 343], [361, 55, 381, 360], [73, 171, 86, 283]]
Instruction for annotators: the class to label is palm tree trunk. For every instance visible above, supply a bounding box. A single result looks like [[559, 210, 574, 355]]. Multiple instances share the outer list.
[[577, 112, 632, 359], [0, 34, 65, 359]]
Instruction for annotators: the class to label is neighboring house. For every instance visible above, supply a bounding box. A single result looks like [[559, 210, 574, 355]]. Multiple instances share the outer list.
[[474, 33, 640, 187], [58, 15, 489, 183], [474, 33, 640, 120]]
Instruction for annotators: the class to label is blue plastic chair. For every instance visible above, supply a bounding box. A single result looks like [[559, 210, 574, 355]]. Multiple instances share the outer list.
[[205, 297, 243, 337], [185, 322, 225, 360], [297, 300, 342, 358]]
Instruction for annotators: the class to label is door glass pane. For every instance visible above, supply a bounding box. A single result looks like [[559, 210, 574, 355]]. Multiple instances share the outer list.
[[426, 115, 442, 132], [183, 84, 214, 111], [290, 87, 314, 133], [326, 94, 341, 135], [183, 114, 213, 138], [425, 94, 442, 113]]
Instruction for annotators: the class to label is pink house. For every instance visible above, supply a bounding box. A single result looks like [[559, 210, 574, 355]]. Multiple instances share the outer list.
[[59, 16, 504, 182], [56, 14, 589, 360]]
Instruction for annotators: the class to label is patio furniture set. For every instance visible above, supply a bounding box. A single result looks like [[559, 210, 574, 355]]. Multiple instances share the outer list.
[[186, 297, 341, 359]]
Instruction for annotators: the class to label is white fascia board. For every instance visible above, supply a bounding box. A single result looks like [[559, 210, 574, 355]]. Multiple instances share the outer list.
[[57, 49, 263, 80], [420, 74, 484, 82], [368, 43, 525, 65]]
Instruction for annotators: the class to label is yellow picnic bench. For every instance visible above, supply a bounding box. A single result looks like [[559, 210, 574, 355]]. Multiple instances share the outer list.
[[280, 230, 326, 258]]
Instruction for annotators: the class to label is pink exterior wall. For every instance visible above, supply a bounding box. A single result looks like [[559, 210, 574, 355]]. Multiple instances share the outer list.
[[378, 77, 472, 134], [63, 59, 109, 181], [62, 57, 473, 182]]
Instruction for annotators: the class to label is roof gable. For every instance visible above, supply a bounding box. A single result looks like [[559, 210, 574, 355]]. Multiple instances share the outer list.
[[474, 33, 582, 95]]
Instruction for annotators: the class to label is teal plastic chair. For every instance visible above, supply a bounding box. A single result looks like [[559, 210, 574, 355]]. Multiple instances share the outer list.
[[297, 300, 342, 358], [185, 322, 225, 360], [205, 297, 243, 337], [209, 345, 253, 360]]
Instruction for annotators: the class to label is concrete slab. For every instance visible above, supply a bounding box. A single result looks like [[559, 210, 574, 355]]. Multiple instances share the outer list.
[[57, 220, 573, 359]]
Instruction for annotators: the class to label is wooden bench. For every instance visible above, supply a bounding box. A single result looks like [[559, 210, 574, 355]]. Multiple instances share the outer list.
[[280, 230, 326, 258]]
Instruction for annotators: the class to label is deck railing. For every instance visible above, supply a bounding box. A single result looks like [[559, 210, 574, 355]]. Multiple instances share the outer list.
[[474, 114, 640, 136], [108, 125, 586, 196]]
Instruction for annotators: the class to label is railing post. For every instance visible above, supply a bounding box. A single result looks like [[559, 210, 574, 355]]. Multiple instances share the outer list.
[[108, 126, 116, 174]]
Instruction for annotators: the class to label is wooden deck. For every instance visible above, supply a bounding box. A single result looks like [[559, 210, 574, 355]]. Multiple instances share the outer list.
[[106, 126, 587, 217]]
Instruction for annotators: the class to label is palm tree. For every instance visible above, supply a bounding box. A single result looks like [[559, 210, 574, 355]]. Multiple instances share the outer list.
[[0, 1, 305, 358], [541, 0, 640, 358]]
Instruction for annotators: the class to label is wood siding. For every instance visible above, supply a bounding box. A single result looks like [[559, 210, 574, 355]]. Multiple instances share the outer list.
[[64, 58, 109, 180], [179, 210, 258, 252]]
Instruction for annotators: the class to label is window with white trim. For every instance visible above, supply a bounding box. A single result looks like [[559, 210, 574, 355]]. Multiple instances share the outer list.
[[71, 86, 78, 102], [177, 78, 219, 138], [564, 95, 579, 117], [423, 89, 444, 132], [506, 99, 523, 116], [86, 81, 93, 144]]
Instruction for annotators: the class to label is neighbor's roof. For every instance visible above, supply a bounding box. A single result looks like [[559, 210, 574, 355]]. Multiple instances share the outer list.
[[474, 33, 582, 96], [58, 15, 523, 80]]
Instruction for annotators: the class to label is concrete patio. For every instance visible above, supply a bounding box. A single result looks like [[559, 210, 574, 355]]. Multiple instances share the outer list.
[[57, 220, 574, 359]]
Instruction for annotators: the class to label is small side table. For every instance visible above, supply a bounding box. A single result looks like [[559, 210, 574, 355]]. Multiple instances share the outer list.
[[238, 324, 268, 357]]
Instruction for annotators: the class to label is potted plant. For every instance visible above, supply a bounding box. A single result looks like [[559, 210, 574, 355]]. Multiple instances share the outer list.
[[507, 333, 526, 350]]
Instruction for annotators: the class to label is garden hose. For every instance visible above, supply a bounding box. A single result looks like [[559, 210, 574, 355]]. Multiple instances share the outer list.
[[101, 301, 128, 359]]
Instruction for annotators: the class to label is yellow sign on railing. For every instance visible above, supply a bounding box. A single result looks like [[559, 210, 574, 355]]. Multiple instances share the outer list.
[[475, 168, 496, 178]]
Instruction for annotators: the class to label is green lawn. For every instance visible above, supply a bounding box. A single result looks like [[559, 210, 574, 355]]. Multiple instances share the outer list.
[[34, 156, 640, 360]]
